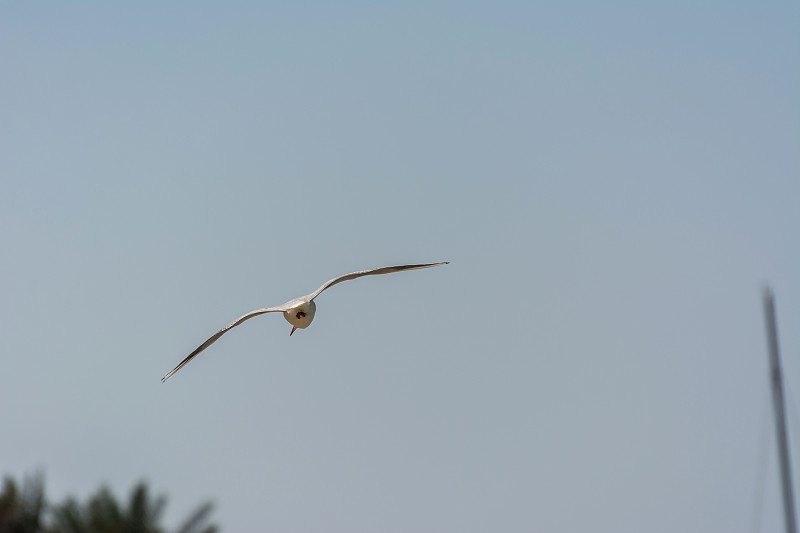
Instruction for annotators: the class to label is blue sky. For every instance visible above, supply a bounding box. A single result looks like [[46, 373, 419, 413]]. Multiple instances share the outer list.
[[2, 3, 798, 532]]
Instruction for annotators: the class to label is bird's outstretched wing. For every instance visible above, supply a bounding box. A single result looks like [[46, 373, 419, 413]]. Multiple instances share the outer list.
[[307, 262, 448, 301], [162, 306, 284, 382]]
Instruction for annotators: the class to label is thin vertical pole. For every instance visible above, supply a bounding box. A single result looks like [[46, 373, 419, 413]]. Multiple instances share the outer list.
[[763, 288, 797, 533]]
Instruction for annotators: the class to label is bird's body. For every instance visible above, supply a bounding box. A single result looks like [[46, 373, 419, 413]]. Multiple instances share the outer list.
[[161, 262, 448, 382]]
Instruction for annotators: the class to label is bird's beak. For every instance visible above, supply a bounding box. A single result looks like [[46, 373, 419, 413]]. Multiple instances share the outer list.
[[290, 326, 297, 336]]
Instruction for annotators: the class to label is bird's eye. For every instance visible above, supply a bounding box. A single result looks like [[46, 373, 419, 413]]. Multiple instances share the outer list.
[[296, 311, 306, 319]]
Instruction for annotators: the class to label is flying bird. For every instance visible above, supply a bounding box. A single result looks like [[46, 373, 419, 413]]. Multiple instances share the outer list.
[[161, 262, 448, 382]]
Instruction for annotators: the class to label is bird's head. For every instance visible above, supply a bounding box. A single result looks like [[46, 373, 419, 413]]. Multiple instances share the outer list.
[[284, 300, 316, 335]]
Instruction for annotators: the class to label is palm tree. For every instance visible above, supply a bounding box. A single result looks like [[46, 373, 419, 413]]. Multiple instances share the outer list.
[[48, 482, 217, 533], [0, 473, 46, 533], [0, 475, 216, 533], [170, 502, 215, 533]]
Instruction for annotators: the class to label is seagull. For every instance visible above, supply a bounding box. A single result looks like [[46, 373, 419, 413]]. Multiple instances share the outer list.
[[161, 262, 448, 382]]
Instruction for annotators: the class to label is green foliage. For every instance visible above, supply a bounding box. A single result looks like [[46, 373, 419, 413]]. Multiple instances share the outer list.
[[0, 473, 45, 533], [0, 474, 216, 533]]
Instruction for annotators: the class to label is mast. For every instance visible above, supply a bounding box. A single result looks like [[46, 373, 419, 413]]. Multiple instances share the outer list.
[[763, 288, 797, 533]]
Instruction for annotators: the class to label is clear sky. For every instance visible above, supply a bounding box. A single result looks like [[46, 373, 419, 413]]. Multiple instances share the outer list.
[[1, 2, 798, 532]]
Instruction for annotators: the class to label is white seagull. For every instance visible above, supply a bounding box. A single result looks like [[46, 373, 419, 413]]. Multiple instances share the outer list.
[[161, 262, 448, 382]]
